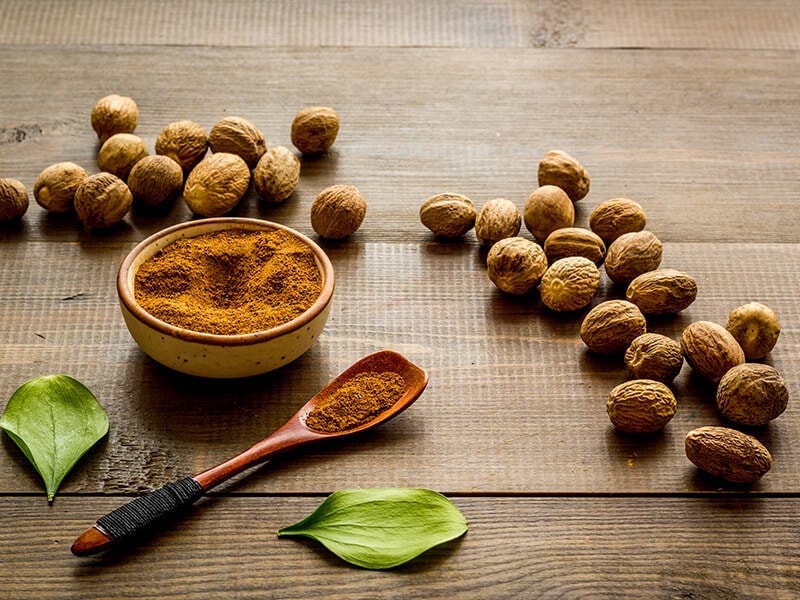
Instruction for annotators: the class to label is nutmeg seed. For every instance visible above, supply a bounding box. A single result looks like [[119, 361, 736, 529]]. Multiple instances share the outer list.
[[419, 193, 476, 238], [626, 268, 698, 315], [725, 302, 781, 360], [474, 198, 521, 247], [0, 178, 29, 222], [127, 155, 184, 208], [685, 426, 772, 484], [97, 133, 148, 180], [310, 184, 367, 239], [537, 150, 590, 202], [604, 230, 663, 285], [34, 162, 87, 213], [74, 172, 132, 228], [624, 333, 684, 383], [183, 152, 251, 217], [486, 237, 548, 295], [680, 321, 745, 383], [253, 146, 301, 203], [543, 227, 606, 266], [580, 300, 647, 354], [716, 363, 788, 427], [208, 116, 266, 168], [589, 197, 646, 244], [539, 256, 600, 312], [607, 379, 677, 433], [523, 185, 574, 242], [291, 106, 340, 155], [91, 94, 139, 143], [155, 120, 208, 172]]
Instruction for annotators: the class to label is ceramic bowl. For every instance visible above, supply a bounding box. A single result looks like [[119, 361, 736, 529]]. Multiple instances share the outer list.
[[117, 218, 335, 378]]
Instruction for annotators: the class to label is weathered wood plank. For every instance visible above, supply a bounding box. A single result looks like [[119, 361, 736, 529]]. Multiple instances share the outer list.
[[1, 495, 798, 599], [1, 241, 797, 495], [1, 0, 798, 50], [1, 47, 799, 246]]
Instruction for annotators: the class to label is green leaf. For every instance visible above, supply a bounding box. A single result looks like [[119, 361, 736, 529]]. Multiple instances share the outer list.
[[278, 488, 468, 569], [1, 375, 109, 501]]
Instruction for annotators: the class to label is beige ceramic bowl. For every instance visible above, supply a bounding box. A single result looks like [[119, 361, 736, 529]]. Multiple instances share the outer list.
[[117, 218, 335, 378]]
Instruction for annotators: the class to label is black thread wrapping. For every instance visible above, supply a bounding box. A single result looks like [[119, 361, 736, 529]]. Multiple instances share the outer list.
[[97, 477, 205, 540]]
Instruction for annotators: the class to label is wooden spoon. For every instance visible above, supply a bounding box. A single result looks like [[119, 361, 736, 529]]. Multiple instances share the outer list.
[[71, 350, 428, 557]]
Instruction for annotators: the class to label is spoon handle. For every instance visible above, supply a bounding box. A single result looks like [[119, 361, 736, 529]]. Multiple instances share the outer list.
[[70, 422, 323, 557], [70, 477, 205, 556]]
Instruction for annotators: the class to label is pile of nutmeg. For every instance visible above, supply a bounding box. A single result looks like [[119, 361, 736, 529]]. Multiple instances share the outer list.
[[418, 150, 787, 485], [0, 94, 366, 240]]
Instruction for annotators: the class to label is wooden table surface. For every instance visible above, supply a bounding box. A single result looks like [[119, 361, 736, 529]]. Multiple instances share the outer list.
[[1, 1, 799, 598]]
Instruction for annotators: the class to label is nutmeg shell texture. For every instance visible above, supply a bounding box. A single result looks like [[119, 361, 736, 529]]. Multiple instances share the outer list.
[[310, 184, 367, 239], [183, 152, 251, 217], [208, 116, 266, 168], [91, 94, 139, 143], [155, 120, 208, 172], [34, 162, 87, 213], [74, 172, 132, 228], [0, 178, 29, 222], [291, 106, 340, 155]]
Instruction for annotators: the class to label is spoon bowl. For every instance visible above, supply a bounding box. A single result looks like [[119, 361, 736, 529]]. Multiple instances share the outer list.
[[71, 350, 428, 556]]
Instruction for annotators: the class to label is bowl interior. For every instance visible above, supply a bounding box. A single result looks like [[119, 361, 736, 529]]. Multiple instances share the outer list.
[[118, 218, 335, 345]]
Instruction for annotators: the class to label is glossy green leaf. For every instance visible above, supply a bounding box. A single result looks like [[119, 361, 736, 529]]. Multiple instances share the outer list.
[[277, 488, 468, 569], [1, 375, 108, 501]]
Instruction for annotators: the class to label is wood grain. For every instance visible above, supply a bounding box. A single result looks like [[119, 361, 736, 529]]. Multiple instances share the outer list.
[[2, 495, 798, 599], [1, 1, 799, 597], [1, 0, 798, 50], [1, 46, 798, 245]]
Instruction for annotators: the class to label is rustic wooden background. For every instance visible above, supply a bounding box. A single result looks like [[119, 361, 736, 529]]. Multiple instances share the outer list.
[[1, 1, 799, 598]]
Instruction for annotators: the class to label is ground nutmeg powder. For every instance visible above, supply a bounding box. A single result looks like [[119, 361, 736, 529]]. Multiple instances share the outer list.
[[305, 371, 405, 432], [134, 228, 323, 335]]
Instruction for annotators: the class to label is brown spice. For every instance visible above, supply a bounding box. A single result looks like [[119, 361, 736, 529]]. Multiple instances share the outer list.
[[305, 371, 405, 432], [134, 228, 322, 335]]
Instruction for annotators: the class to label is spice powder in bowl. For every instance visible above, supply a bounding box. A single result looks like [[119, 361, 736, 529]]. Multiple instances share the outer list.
[[134, 228, 322, 335], [118, 218, 334, 378]]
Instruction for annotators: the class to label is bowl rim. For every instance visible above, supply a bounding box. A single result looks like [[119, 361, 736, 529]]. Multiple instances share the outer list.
[[117, 217, 335, 346]]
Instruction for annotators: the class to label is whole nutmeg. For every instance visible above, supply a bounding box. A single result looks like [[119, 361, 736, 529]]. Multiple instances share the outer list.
[[626, 268, 698, 315], [726, 302, 781, 360], [253, 146, 301, 203], [475, 198, 521, 247], [98, 133, 148, 180], [208, 116, 266, 168], [716, 363, 788, 427], [537, 150, 590, 202], [523, 185, 574, 242], [543, 227, 606, 266], [624, 333, 684, 383], [91, 94, 139, 143], [680, 321, 745, 383], [604, 230, 663, 285], [155, 120, 208, 172], [539, 256, 600, 312], [419, 193, 476, 238], [74, 172, 132, 228], [685, 426, 771, 484], [589, 198, 646, 244], [486, 237, 548, 295], [0, 178, 29, 222], [607, 379, 677, 433], [580, 299, 647, 354], [33, 162, 87, 213], [184, 152, 251, 217], [291, 106, 340, 155], [127, 155, 184, 207], [310, 184, 367, 239]]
